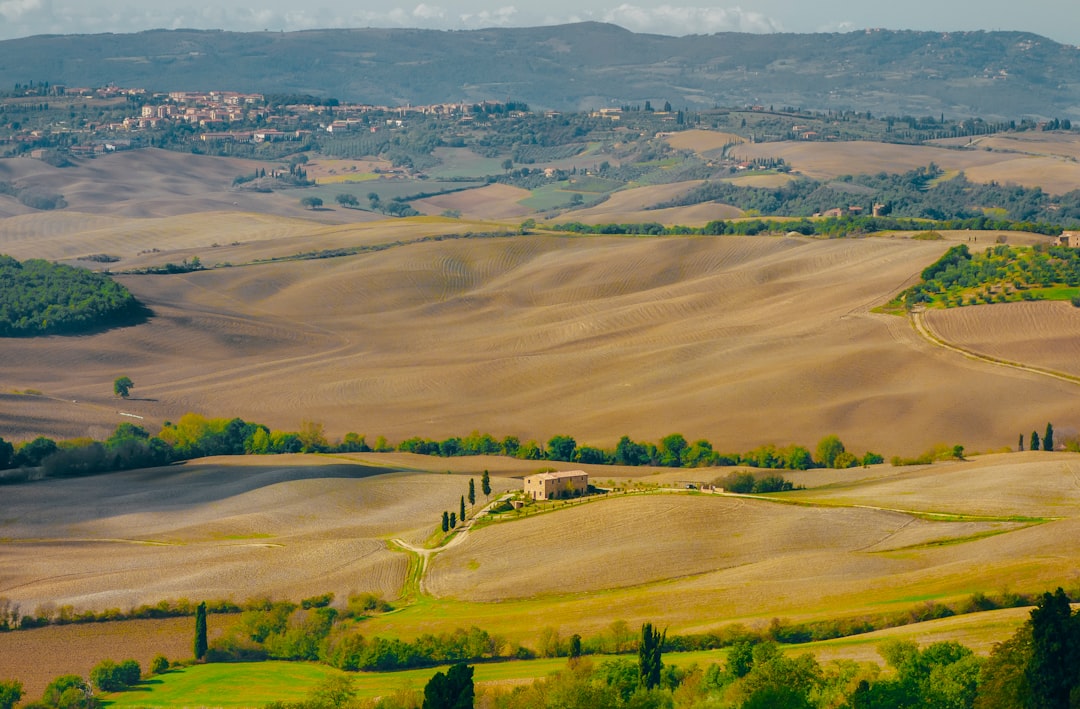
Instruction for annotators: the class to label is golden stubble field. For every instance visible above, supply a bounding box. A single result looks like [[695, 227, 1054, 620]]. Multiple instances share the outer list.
[[4, 219, 1080, 453]]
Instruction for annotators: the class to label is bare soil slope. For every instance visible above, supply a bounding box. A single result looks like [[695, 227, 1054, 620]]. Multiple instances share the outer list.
[[426, 493, 1023, 601], [0, 455, 520, 611], [730, 140, 1080, 193], [924, 301, 1080, 379], [566, 181, 744, 225], [4, 233, 1080, 452]]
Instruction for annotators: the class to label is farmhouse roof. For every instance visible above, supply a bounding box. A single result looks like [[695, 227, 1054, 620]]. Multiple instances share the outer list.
[[527, 470, 587, 481]]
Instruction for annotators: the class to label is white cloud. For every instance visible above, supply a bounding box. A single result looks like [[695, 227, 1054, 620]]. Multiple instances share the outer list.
[[601, 4, 781, 35], [0, 0, 43, 20], [412, 4, 447, 21], [459, 6, 518, 27]]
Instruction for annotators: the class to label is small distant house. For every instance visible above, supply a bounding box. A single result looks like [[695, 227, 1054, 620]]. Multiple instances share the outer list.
[[524, 470, 589, 501]]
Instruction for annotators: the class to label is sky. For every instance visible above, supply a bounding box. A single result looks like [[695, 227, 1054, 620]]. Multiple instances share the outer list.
[[1, 0, 1079, 45]]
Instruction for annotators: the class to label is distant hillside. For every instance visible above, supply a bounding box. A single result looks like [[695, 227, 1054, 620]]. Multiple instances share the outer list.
[[1, 24, 1079, 117]]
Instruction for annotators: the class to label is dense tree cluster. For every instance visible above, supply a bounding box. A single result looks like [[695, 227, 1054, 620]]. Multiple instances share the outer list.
[[0, 255, 141, 336]]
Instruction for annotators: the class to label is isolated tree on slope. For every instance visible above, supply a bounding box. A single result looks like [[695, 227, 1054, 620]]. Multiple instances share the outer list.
[[468, 478, 475, 506], [1044, 423, 1054, 451], [481, 470, 491, 497], [113, 376, 134, 399], [1032, 431, 1041, 452]]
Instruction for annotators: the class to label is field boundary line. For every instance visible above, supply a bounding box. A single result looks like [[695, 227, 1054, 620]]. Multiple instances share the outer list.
[[910, 310, 1080, 387]]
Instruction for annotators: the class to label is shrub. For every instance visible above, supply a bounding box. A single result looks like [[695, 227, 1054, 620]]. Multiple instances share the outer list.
[[150, 655, 169, 675]]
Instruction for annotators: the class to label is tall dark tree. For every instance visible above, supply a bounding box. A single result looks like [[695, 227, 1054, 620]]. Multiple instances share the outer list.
[[194, 601, 208, 660], [422, 662, 474, 709], [1044, 423, 1054, 452], [449, 512, 456, 529], [638, 622, 665, 690], [1019, 434, 1025, 452], [1032, 431, 1041, 452], [441, 510, 449, 533], [468, 478, 476, 506], [481, 470, 491, 497], [1027, 588, 1079, 709], [460, 495, 466, 523]]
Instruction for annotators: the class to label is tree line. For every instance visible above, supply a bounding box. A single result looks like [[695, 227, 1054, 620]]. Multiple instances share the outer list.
[[0, 414, 898, 487], [552, 212, 1063, 239]]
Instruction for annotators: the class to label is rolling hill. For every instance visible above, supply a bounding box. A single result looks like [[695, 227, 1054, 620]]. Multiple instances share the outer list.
[[0, 24, 1079, 116]]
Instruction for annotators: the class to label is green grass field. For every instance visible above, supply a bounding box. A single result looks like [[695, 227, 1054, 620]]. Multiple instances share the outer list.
[[104, 653, 741, 708], [105, 662, 344, 708]]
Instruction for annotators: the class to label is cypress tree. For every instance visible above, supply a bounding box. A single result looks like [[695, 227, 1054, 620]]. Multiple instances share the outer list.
[[449, 512, 456, 529], [441, 511, 449, 533], [481, 470, 491, 497], [194, 601, 207, 660], [1019, 434, 1024, 452], [1032, 431, 1041, 452], [638, 622, 665, 690], [468, 478, 476, 506], [460, 495, 466, 523], [1044, 423, 1054, 451]]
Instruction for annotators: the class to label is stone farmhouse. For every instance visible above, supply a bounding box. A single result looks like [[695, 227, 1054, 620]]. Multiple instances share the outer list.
[[524, 470, 589, 500], [1056, 231, 1080, 247]]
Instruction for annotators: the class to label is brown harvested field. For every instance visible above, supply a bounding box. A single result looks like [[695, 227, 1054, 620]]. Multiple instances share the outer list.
[[565, 180, 743, 224], [0, 616, 227, 699], [426, 494, 1024, 601], [412, 183, 533, 220], [731, 140, 1030, 180], [664, 129, 745, 153], [0, 149, 390, 223], [0, 211, 486, 272], [722, 173, 798, 188], [6, 231, 1080, 452], [924, 301, 1080, 379], [731, 137, 1080, 194], [783, 452, 1080, 518], [0, 455, 515, 612], [932, 131, 1080, 161]]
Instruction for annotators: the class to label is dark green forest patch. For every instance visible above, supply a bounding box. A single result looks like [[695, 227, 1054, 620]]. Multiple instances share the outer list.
[[0, 255, 146, 336]]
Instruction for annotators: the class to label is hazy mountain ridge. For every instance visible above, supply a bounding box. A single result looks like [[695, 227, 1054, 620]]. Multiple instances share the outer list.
[[1, 23, 1078, 116]]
